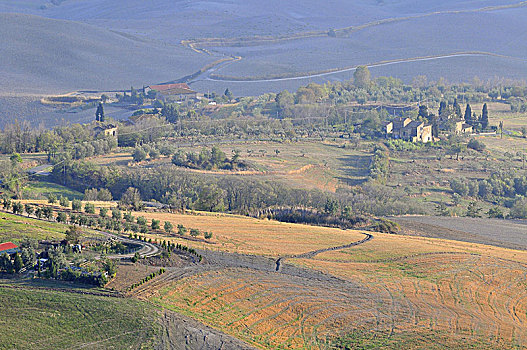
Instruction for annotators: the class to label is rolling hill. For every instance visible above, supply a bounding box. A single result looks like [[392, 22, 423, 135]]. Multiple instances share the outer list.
[[1, 0, 527, 117], [0, 13, 212, 95]]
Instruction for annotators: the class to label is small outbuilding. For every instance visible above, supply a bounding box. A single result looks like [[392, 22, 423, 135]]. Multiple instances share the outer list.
[[0, 242, 20, 255]]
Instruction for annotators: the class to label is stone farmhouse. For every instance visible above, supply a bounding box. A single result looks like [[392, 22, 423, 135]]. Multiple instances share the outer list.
[[383, 117, 433, 143], [437, 112, 473, 134], [94, 124, 118, 137]]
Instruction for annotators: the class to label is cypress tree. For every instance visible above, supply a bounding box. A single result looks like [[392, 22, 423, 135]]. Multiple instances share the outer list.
[[14, 253, 23, 273], [481, 103, 489, 130], [95, 103, 105, 122], [438, 101, 447, 116], [453, 99, 462, 118], [464, 104, 473, 125]]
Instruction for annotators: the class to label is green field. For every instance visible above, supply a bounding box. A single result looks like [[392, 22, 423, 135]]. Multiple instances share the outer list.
[[23, 180, 84, 200], [0, 286, 160, 350], [0, 212, 68, 243]]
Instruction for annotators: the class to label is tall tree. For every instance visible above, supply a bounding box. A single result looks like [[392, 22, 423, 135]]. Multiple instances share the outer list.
[[464, 104, 473, 125], [438, 101, 447, 116], [453, 99, 462, 118], [120, 187, 142, 210], [418, 105, 429, 120], [224, 88, 233, 100], [481, 103, 489, 130], [353, 66, 371, 88], [95, 103, 105, 122]]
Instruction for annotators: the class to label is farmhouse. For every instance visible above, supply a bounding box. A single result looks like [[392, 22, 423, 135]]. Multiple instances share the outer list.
[[0, 242, 20, 255], [146, 83, 199, 102], [438, 120, 473, 135], [94, 124, 118, 137], [384, 117, 433, 143]]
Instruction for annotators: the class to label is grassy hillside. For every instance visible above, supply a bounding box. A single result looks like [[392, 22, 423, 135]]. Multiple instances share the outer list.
[[0, 13, 212, 95], [0, 286, 160, 349], [23, 181, 84, 200], [132, 211, 366, 257], [0, 211, 67, 242], [2, 0, 527, 98]]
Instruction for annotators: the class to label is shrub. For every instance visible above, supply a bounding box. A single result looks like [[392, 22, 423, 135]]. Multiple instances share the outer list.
[[132, 147, 147, 162], [164, 221, 173, 233], [124, 212, 134, 223], [84, 202, 95, 214], [47, 194, 57, 204], [131, 252, 141, 263], [56, 212, 68, 223], [137, 216, 147, 226], [510, 197, 527, 218], [59, 196, 70, 207], [72, 199, 82, 211], [177, 224, 187, 235], [111, 208, 121, 220], [467, 138, 486, 152]]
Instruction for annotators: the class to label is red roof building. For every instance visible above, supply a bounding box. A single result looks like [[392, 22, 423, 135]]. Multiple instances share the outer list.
[[0, 242, 20, 255], [148, 83, 191, 92]]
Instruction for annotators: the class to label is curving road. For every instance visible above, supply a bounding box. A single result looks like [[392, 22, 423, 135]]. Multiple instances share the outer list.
[[201, 52, 524, 83], [97, 230, 160, 259], [183, 1, 527, 85]]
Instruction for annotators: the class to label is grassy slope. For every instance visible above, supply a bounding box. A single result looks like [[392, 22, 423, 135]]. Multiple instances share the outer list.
[[23, 180, 84, 200], [0, 13, 211, 95], [0, 211, 67, 243], [90, 140, 371, 192], [0, 286, 160, 350], [3, 0, 527, 98]]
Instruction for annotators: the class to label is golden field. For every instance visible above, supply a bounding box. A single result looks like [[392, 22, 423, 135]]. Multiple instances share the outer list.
[[126, 212, 527, 349], [133, 211, 366, 257]]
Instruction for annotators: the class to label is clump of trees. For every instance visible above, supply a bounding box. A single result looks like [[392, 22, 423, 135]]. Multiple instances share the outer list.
[[84, 188, 113, 201], [172, 146, 246, 171], [369, 146, 390, 183]]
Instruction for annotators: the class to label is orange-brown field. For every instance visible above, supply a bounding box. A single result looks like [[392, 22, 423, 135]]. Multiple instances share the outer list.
[[120, 211, 527, 349], [134, 211, 366, 257]]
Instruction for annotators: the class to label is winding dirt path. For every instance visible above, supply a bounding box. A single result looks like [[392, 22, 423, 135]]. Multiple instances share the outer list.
[[182, 1, 527, 84], [275, 232, 373, 271]]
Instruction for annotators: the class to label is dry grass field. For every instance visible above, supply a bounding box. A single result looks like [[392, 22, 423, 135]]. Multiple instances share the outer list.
[[293, 234, 527, 348], [123, 211, 527, 349], [89, 140, 372, 192], [476, 134, 527, 154], [134, 211, 365, 257]]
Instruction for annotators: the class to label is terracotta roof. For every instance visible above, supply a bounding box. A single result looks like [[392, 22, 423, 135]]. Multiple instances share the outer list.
[[149, 83, 190, 91], [160, 87, 197, 95], [0, 242, 18, 252]]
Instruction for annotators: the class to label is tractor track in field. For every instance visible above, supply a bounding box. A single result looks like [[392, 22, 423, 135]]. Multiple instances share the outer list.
[[132, 232, 375, 300], [275, 232, 373, 271]]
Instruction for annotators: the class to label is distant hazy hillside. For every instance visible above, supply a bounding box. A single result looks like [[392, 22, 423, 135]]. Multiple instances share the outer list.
[[1, 0, 527, 97], [0, 13, 212, 94]]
